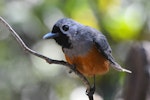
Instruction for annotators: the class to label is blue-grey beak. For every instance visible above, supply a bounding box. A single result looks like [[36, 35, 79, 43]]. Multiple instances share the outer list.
[[43, 32, 59, 39]]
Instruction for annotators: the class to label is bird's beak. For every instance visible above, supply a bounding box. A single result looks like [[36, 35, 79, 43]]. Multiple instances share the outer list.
[[43, 32, 59, 39]]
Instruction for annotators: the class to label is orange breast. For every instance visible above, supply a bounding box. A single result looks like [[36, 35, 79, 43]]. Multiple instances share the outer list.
[[65, 46, 110, 76]]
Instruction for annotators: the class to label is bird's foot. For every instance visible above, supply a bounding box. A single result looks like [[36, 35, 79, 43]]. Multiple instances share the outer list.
[[86, 75, 96, 97], [86, 85, 95, 97]]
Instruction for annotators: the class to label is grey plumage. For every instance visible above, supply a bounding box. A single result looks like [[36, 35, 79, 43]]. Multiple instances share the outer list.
[[43, 18, 131, 73]]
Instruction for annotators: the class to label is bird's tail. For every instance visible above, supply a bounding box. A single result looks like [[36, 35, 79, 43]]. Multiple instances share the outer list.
[[110, 62, 132, 73]]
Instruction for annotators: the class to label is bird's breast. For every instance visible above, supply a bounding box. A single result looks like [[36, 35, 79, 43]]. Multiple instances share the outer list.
[[64, 45, 110, 76], [63, 40, 93, 56]]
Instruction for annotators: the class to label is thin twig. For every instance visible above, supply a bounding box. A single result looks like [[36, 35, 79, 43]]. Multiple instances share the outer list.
[[0, 17, 94, 100]]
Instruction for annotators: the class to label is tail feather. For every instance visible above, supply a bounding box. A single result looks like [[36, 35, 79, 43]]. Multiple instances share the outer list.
[[111, 62, 132, 73]]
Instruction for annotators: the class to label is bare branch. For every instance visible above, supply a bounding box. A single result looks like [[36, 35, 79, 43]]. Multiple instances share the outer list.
[[0, 17, 94, 100]]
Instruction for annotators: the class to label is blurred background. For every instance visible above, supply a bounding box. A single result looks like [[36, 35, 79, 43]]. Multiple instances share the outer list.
[[0, 0, 150, 100]]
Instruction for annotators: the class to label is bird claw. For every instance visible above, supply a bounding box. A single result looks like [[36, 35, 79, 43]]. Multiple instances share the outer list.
[[86, 75, 96, 97], [86, 85, 95, 97]]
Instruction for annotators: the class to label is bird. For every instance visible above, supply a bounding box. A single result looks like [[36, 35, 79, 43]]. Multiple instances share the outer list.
[[43, 18, 131, 96], [43, 18, 131, 76]]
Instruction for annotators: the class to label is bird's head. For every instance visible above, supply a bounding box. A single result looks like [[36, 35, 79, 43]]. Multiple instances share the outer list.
[[43, 18, 83, 49]]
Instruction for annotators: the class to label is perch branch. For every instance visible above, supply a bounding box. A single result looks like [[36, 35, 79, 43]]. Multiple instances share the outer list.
[[0, 17, 94, 100]]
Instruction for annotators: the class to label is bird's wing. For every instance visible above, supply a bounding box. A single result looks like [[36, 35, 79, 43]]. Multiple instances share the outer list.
[[92, 31, 131, 73], [84, 26, 115, 63], [93, 34, 116, 64]]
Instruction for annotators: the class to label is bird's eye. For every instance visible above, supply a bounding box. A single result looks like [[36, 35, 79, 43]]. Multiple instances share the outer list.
[[62, 25, 69, 31]]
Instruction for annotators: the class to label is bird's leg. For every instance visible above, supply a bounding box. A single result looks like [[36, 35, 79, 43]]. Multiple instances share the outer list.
[[86, 75, 96, 97]]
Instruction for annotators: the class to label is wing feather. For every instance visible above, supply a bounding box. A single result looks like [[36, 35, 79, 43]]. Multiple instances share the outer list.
[[93, 35, 116, 64], [93, 33, 131, 73]]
